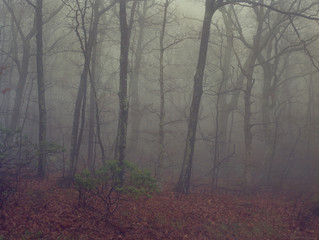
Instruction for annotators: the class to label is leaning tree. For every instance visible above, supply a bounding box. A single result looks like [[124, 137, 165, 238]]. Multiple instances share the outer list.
[[176, 0, 319, 194]]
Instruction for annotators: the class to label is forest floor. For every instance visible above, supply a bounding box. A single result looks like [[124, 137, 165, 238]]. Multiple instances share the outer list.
[[0, 177, 319, 240]]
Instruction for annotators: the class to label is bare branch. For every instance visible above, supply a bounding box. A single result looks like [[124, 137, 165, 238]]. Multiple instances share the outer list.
[[220, 0, 319, 21], [25, 0, 36, 9], [289, 17, 319, 72], [98, 0, 119, 16]]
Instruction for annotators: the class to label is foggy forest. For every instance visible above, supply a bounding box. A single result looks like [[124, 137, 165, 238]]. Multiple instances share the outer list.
[[0, 0, 319, 239]]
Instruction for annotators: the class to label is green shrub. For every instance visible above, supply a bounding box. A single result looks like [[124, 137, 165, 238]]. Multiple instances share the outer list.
[[74, 160, 158, 220], [123, 166, 158, 198]]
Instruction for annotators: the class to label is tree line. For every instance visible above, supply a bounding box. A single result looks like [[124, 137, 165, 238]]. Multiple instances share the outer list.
[[0, 0, 318, 194]]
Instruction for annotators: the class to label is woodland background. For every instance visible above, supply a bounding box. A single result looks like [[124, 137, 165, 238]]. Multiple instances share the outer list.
[[0, 0, 319, 194]]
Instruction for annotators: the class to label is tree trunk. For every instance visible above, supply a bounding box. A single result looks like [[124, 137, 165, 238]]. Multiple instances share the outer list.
[[128, 0, 147, 156], [4, 0, 61, 135], [211, 7, 234, 190], [115, 0, 130, 179], [88, 67, 95, 173], [242, 7, 265, 194], [35, 0, 47, 178], [155, 0, 169, 186], [243, 73, 253, 194], [9, 42, 31, 134], [68, 0, 100, 179], [3, 0, 35, 134], [259, 50, 279, 184], [68, 61, 89, 178], [87, 13, 99, 173], [175, 0, 216, 194]]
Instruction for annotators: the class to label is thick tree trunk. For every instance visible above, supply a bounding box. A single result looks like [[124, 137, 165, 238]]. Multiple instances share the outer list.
[[115, 0, 130, 179], [175, 0, 216, 194]]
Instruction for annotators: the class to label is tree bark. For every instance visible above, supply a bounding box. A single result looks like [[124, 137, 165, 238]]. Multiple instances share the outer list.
[[87, 0, 101, 174], [128, 0, 147, 156], [4, 0, 62, 135], [3, 0, 35, 134], [35, 0, 47, 178], [115, 0, 130, 178], [211, 7, 234, 190], [68, 0, 101, 178], [241, 7, 265, 194], [155, 0, 169, 185], [9, 42, 31, 134], [175, 0, 216, 194]]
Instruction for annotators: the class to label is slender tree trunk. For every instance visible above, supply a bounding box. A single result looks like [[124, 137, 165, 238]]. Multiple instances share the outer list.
[[88, 74, 95, 172], [88, 28, 98, 174], [211, 7, 233, 190], [216, 7, 233, 161], [243, 72, 254, 194], [242, 26, 265, 194], [155, 0, 169, 185], [9, 42, 31, 133], [90, 33, 106, 167], [259, 49, 280, 184], [4, 0, 61, 135], [129, 0, 147, 156], [212, 81, 223, 190], [68, 0, 100, 178], [68, 61, 89, 178], [3, 0, 35, 134], [35, 0, 47, 178], [87, 33, 106, 169], [87, 14, 106, 170], [176, 0, 216, 194]]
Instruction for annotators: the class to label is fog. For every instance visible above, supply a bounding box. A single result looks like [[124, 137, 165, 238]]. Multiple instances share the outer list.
[[0, 0, 319, 193]]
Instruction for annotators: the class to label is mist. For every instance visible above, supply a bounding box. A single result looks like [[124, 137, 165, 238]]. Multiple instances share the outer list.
[[0, 0, 319, 238]]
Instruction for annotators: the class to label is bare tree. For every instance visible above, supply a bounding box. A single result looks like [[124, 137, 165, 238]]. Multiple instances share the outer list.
[[34, 0, 46, 178], [114, 0, 138, 179], [64, 0, 118, 180], [128, 0, 149, 156], [155, 0, 172, 185], [3, 0, 62, 136], [176, 0, 319, 194]]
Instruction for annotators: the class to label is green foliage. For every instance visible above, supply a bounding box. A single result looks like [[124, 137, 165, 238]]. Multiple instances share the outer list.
[[74, 169, 97, 207], [74, 160, 158, 219], [123, 167, 158, 197], [75, 169, 97, 190], [75, 160, 158, 198]]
